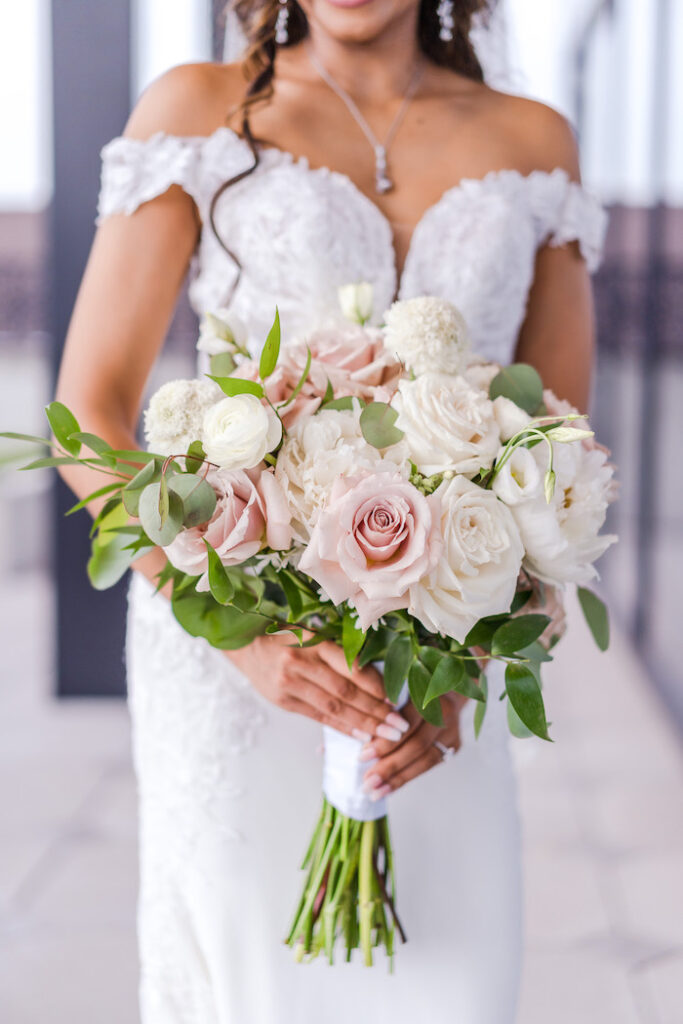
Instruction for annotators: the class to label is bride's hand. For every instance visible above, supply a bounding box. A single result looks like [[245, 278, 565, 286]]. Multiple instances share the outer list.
[[358, 693, 469, 799], [228, 636, 409, 744]]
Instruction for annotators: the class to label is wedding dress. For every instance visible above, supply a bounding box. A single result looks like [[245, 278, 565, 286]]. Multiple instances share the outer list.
[[98, 125, 607, 1024]]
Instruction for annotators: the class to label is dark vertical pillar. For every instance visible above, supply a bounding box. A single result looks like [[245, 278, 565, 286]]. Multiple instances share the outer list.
[[51, 0, 131, 696]]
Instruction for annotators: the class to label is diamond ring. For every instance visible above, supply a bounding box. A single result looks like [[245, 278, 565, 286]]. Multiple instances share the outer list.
[[433, 740, 455, 762]]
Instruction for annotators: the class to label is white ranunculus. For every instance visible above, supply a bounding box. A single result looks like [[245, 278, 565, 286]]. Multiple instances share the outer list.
[[274, 407, 409, 542], [393, 372, 501, 477], [144, 378, 222, 455], [338, 282, 374, 324], [491, 447, 543, 506], [492, 395, 532, 441], [409, 476, 524, 642], [196, 308, 249, 357], [512, 440, 617, 585], [202, 394, 282, 471], [383, 296, 471, 376]]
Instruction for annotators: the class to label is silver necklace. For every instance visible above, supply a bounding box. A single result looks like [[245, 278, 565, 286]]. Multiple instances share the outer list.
[[306, 44, 425, 194]]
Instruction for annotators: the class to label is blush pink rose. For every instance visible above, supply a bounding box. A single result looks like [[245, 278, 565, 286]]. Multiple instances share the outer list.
[[163, 466, 291, 589], [298, 471, 442, 631]]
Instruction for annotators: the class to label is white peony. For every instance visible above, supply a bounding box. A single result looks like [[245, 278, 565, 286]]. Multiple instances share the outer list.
[[393, 372, 501, 477], [202, 394, 282, 471], [144, 378, 222, 456], [274, 406, 409, 543], [409, 476, 524, 642], [196, 308, 248, 357], [383, 296, 471, 376], [510, 439, 617, 585], [338, 282, 374, 324]]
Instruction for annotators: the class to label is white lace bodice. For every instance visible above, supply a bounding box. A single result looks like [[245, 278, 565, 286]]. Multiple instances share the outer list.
[[98, 127, 607, 366]]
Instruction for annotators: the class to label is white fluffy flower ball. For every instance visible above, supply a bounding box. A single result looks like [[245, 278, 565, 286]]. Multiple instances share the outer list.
[[143, 378, 222, 456], [393, 372, 501, 477], [409, 476, 524, 642], [383, 296, 471, 376], [202, 394, 282, 471]]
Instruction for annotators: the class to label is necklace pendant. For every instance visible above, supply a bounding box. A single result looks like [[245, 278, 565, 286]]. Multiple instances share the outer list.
[[374, 145, 393, 194]]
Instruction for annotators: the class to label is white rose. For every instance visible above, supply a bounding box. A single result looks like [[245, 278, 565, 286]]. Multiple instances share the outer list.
[[462, 359, 500, 393], [409, 476, 524, 642], [144, 378, 222, 456], [338, 282, 374, 325], [197, 309, 248, 357], [492, 395, 532, 441], [394, 372, 501, 477], [512, 441, 618, 585], [202, 394, 282, 471], [274, 407, 409, 542], [383, 296, 471, 376], [491, 446, 543, 506]]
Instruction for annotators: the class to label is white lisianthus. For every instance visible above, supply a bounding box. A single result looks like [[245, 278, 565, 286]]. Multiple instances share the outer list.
[[384, 296, 471, 376], [144, 378, 222, 455], [393, 372, 500, 476], [511, 441, 618, 585], [197, 308, 248, 357], [409, 476, 524, 642], [338, 282, 374, 325], [491, 447, 543, 506], [274, 407, 409, 542], [492, 395, 532, 441], [202, 394, 282, 471]]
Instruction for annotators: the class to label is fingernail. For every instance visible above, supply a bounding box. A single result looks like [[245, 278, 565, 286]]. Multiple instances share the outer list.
[[358, 745, 377, 763], [369, 784, 391, 802], [362, 773, 382, 793], [376, 724, 402, 742], [352, 729, 372, 743], [385, 712, 409, 734]]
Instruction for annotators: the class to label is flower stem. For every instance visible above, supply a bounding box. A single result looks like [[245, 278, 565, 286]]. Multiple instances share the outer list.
[[359, 820, 375, 966]]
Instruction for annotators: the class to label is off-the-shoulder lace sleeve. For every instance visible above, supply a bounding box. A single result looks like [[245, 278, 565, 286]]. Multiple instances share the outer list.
[[529, 168, 608, 273]]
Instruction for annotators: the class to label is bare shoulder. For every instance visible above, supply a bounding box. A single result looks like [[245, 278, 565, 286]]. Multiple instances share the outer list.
[[123, 61, 246, 141], [483, 89, 582, 181]]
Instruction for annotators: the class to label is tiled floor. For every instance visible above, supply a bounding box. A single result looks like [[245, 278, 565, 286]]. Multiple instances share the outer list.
[[0, 574, 682, 1023]]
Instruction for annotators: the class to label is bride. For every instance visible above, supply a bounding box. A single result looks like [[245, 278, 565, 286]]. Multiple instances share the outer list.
[[55, 0, 606, 1020]]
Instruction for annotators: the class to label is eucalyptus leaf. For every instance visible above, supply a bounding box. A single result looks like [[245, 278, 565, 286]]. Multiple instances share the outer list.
[[46, 401, 81, 456], [87, 531, 137, 590], [577, 587, 610, 651], [138, 482, 183, 546], [505, 663, 551, 741], [168, 474, 217, 528], [320, 396, 356, 412], [491, 614, 551, 657], [208, 375, 264, 398], [185, 440, 206, 474], [122, 460, 158, 516], [359, 402, 404, 449], [342, 609, 365, 670], [159, 474, 170, 525], [204, 540, 234, 605], [259, 307, 281, 380], [408, 661, 443, 726], [489, 364, 544, 415], [383, 634, 414, 704]]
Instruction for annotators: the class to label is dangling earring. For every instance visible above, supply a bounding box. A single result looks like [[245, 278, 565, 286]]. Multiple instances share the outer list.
[[275, 0, 289, 44], [437, 0, 454, 42]]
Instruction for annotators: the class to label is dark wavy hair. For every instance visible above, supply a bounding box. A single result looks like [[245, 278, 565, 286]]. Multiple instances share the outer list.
[[210, 0, 495, 281]]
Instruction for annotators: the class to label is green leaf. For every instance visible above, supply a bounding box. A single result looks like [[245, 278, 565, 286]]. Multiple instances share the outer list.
[[424, 655, 485, 704], [0, 431, 50, 445], [185, 440, 206, 474], [107, 449, 159, 463], [46, 401, 81, 456], [154, 560, 178, 594], [167, 474, 217, 528], [122, 460, 158, 516], [577, 587, 610, 651], [138, 482, 183, 546], [322, 378, 334, 404], [171, 586, 269, 650], [320, 396, 356, 412], [357, 625, 391, 668], [517, 639, 553, 664], [505, 663, 551, 741], [383, 634, 414, 704], [279, 346, 312, 409], [65, 482, 123, 515], [210, 352, 236, 377], [491, 614, 551, 656], [90, 496, 123, 537], [408, 661, 443, 726], [19, 455, 83, 471], [208, 375, 264, 398], [204, 540, 234, 605], [489, 363, 544, 415], [473, 673, 488, 738], [507, 700, 534, 739], [158, 474, 170, 525], [68, 432, 115, 463], [259, 307, 281, 380], [87, 530, 137, 590], [342, 609, 365, 670], [463, 620, 497, 649], [359, 402, 404, 449], [510, 589, 533, 614]]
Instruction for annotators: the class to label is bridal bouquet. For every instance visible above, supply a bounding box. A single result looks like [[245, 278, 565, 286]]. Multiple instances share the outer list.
[[1, 287, 617, 968]]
